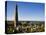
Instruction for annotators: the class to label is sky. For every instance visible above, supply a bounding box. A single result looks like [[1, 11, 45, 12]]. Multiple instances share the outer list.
[[7, 1, 45, 21]]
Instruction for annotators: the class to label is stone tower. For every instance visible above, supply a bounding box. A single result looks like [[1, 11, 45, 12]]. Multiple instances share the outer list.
[[14, 4, 18, 28], [16, 4, 18, 26]]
